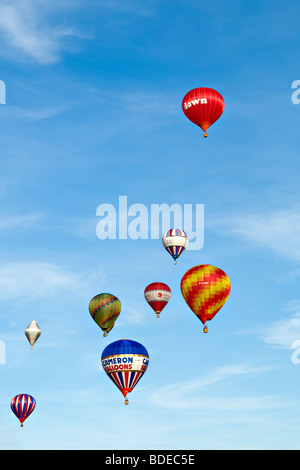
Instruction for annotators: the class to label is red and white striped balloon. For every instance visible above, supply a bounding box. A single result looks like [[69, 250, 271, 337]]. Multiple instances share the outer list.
[[144, 282, 171, 318]]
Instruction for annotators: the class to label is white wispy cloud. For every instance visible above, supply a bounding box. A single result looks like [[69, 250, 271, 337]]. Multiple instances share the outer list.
[[260, 307, 300, 350], [208, 209, 300, 262], [0, 261, 105, 302], [0, 213, 43, 231], [149, 363, 273, 410], [0, 105, 67, 121], [0, 0, 84, 64], [0, 0, 153, 65]]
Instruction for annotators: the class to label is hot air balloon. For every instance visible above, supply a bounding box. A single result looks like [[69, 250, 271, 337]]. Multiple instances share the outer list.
[[182, 87, 224, 137], [25, 320, 41, 349], [144, 282, 171, 318], [162, 229, 189, 265], [101, 339, 149, 405], [89, 293, 121, 336], [180, 264, 231, 333], [10, 394, 36, 427]]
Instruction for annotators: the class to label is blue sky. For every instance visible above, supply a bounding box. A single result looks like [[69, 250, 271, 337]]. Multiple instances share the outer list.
[[0, 0, 300, 450]]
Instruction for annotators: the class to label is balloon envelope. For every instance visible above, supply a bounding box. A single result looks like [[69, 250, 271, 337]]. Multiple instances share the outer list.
[[182, 87, 224, 137], [89, 293, 121, 336], [25, 320, 41, 349], [101, 339, 149, 404], [180, 264, 231, 331], [162, 229, 189, 264], [10, 394, 36, 427], [144, 282, 171, 317]]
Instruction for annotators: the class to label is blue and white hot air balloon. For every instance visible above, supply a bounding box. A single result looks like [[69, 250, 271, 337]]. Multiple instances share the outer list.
[[162, 228, 189, 264], [101, 339, 149, 405]]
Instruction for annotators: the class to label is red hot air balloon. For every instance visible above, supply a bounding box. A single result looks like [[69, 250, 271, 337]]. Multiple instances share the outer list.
[[144, 282, 171, 318], [182, 87, 225, 137]]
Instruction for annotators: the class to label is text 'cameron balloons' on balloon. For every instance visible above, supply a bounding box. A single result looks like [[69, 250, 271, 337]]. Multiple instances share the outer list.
[[101, 339, 149, 405], [144, 282, 171, 318], [89, 293, 121, 337], [162, 229, 189, 265], [25, 320, 41, 349], [182, 87, 225, 137], [10, 394, 36, 427], [180, 264, 231, 333]]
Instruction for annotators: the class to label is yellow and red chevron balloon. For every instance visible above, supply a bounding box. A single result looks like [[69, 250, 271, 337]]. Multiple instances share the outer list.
[[180, 264, 231, 332], [89, 293, 121, 336]]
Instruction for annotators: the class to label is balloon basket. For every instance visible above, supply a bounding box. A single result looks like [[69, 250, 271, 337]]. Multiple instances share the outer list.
[[125, 399, 129, 405], [203, 132, 208, 138], [156, 313, 160, 318], [203, 325, 208, 333]]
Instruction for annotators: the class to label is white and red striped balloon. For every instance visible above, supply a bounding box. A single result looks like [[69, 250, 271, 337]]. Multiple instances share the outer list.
[[144, 282, 171, 318]]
